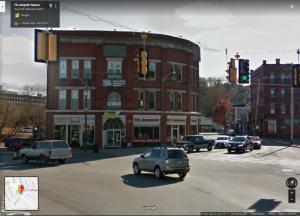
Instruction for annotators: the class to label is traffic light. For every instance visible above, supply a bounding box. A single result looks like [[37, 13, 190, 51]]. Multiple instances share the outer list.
[[139, 49, 148, 76], [226, 58, 237, 83], [34, 29, 58, 63], [292, 65, 300, 87], [238, 59, 250, 84]]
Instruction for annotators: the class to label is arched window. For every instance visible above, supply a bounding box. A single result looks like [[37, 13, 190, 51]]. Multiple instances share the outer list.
[[107, 92, 121, 107]]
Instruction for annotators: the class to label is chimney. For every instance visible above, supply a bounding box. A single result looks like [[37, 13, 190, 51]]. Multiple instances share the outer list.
[[276, 58, 280, 64], [263, 60, 267, 65]]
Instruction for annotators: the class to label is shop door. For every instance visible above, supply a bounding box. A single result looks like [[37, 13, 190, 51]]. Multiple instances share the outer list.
[[172, 126, 179, 142], [106, 130, 122, 147], [69, 125, 80, 147]]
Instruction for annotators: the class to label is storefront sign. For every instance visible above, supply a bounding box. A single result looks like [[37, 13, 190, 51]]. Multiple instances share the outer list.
[[133, 115, 160, 126], [103, 111, 120, 119], [167, 115, 186, 125]]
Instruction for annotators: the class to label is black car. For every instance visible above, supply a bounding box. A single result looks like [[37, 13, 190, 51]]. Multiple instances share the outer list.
[[174, 135, 214, 153], [227, 136, 253, 153]]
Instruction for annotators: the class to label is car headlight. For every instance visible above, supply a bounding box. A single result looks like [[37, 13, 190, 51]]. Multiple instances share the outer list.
[[227, 144, 231, 147]]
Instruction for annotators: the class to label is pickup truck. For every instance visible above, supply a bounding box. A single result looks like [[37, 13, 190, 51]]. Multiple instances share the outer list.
[[174, 135, 215, 153], [19, 140, 72, 165]]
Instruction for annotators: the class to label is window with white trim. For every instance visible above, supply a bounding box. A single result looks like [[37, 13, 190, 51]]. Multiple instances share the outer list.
[[138, 91, 145, 109], [59, 60, 67, 78], [170, 92, 175, 110], [84, 60, 92, 79], [270, 73, 275, 83], [59, 89, 66, 109], [178, 93, 183, 110], [83, 89, 91, 109], [270, 88, 275, 97], [107, 60, 122, 79], [168, 63, 184, 81], [281, 89, 285, 97], [280, 74, 285, 83], [281, 104, 286, 114], [107, 92, 121, 108], [71, 90, 79, 109], [138, 62, 156, 80], [270, 103, 275, 114], [72, 60, 79, 79]]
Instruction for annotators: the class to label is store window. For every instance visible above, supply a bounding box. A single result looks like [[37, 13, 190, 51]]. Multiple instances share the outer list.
[[107, 92, 121, 108], [84, 60, 92, 79], [107, 60, 122, 79], [149, 91, 156, 110], [267, 119, 277, 134], [83, 125, 95, 144], [134, 126, 160, 141], [72, 60, 79, 79], [59, 60, 67, 78], [71, 90, 79, 109], [59, 89, 66, 109], [54, 125, 66, 140]]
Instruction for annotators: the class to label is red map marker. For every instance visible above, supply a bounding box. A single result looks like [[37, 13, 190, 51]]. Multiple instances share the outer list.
[[18, 184, 24, 194]]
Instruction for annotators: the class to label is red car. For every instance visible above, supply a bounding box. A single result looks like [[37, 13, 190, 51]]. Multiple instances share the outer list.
[[4, 137, 33, 151]]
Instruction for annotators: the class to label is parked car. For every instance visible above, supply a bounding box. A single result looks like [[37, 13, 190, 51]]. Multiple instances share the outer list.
[[250, 136, 262, 149], [19, 140, 72, 165], [174, 135, 214, 153], [132, 147, 190, 180], [4, 137, 33, 151], [214, 136, 232, 148], [227, 136, 254, 153]]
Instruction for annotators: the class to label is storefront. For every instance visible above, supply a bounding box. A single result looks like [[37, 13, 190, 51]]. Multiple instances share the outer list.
[[102, 112, 126, 148], [191, 116, 200, 135], [53, 115, 95, 147], [167, 115, 186, 143], [133, 115, 160, 143]]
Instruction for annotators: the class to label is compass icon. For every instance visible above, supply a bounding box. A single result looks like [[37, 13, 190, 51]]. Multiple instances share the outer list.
[[286, 177, 298, 189]]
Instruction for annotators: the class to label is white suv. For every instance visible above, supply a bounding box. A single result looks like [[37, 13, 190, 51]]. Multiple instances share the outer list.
[[19, 140, 72, 165]]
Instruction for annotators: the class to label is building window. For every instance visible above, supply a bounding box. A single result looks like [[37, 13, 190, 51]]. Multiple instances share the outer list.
[[138, 91, 145, 109], [59, 60, 67, 78], [107, 60, 122, 79], [270, 103, 275, 114], [149, 91, 156, 110], [270, 73, 275, 83], [168, 64, 184, 81], [270, 89, 275, 97], [170, 92, 175, 110], [280, 74, 285, 83], [267, 119, 277, 134], [59, 89, 66, 109], [107, 92, 121, 108], [84, 60, 92, 79], [192, 94, 198, 111], [134, 126, 160, 141], [138, 62, 156, 80], [281, 104, 286, 114], [72, 60, 79, 79], [83, 89, 91, 109], [281, 89, 285, 97], [178, 93, 183, 110], [71, 90, 79, 109]]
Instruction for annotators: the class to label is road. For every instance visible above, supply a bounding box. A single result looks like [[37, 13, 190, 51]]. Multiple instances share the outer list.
[[1, 145, 300, 215]]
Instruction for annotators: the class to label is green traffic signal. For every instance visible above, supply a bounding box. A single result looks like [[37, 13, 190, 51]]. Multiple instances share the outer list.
[[241, 74, 249, 81]]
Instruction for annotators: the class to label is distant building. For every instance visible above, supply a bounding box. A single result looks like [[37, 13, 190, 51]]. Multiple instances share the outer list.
[[0, 89, 46, 106], [250, 59, 300, 138], [229, 104, 250, 135]]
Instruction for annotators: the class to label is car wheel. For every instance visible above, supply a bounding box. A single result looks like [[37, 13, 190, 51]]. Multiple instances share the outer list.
[[250, 146, 253, 151], [207, 145, 212, 151], [41, 156, 48, 165], [133, 163, 141, 175], [178, 173, 186, 180], [21, 155, 28, 164], [227, 149, 231, 154], [196, 148, 200, 152], [187, 146, 193, 153], [59, 159, 66, 164], [154, 166, 162, 179], [243, 147, 247, 153]]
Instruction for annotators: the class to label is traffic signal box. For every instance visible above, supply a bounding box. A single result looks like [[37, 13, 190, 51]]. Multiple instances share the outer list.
[[226, 58, 237, 83], [238, 59, 250, 84], [292, 65, 300, 87], [34, 29, 58, 63], [139, 49, 148, 76]]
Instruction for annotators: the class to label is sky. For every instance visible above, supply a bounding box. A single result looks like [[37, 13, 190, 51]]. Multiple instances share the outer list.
[[1, 0, 300, 90]]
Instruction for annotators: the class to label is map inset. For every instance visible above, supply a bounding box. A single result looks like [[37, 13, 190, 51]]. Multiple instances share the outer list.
[[5, 177, 39, 211]]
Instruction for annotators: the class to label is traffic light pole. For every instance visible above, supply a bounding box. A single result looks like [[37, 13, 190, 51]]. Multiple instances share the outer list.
[[291, 64, 294, 145]]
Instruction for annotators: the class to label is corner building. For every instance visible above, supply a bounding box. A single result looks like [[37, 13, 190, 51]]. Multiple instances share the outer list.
[[46, 30, 201, 148]]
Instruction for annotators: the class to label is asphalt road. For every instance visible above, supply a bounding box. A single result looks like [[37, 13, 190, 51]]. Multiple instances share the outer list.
[[1, 145, 300, 215]]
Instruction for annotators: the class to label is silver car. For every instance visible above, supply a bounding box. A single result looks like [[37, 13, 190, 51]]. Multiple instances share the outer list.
[[132, 147, 190, 180]]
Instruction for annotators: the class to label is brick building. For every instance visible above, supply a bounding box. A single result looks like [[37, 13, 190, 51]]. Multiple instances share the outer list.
[[46, 30, 201, 148], [250, 59, 300, 138]]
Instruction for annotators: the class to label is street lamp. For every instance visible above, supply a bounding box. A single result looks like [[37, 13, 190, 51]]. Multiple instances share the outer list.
[[161, 71, 176, 147], [79, 77, 88, 152]]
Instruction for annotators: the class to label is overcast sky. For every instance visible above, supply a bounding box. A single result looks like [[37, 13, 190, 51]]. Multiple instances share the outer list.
[[1, 0, 300, 89]]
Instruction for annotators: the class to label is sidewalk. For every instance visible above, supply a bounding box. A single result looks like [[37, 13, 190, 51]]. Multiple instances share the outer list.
[[262, 138, 300, 148]]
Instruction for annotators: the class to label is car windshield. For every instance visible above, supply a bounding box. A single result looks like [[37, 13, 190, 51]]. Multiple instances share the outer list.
[[232, 137, 246, 142], [252, 137, 260, 141], [168, 150, 187, 159], [184, 136, 195, 141], [217, 137, 228, 140]]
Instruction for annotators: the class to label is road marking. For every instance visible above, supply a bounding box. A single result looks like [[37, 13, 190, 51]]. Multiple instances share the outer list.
[[281, 169, 294, 172]]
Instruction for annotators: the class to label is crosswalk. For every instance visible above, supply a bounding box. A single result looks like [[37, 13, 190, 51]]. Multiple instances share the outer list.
[[188, 148, 300, 167]]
